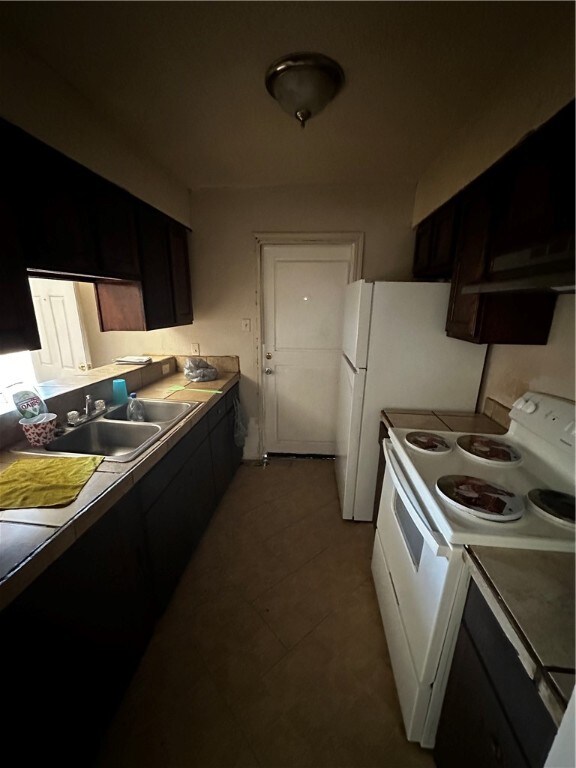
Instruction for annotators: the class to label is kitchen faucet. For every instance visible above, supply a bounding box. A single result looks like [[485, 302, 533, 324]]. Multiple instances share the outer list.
[[66, 394, 106, 427], [85, 394, 95, 417]]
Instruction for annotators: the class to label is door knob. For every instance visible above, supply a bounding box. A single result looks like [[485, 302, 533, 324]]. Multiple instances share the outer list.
[[265, 368, 273, 375]]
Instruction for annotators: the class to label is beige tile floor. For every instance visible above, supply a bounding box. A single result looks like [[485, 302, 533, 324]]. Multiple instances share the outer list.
[[96, 459, 435, 768]]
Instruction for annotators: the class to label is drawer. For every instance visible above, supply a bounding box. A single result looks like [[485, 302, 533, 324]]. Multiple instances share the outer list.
[[463, 581, 556, 768]]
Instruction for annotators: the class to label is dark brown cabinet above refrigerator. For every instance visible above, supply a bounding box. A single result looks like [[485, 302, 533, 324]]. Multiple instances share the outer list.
[[413, 199, 458, 281]]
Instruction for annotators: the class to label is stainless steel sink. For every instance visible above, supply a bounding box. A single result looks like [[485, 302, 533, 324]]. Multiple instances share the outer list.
[[12, 398, 202, 463], [104, 398, 195, 423], [45, 420, 162, 459]]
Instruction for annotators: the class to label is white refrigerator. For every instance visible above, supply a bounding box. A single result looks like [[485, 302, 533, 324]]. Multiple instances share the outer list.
[[335, 280, 488, 521]]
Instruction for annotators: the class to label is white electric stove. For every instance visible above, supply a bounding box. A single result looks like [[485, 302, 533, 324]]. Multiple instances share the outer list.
[[371, 391, 575, 749], [388, 392, 575, 551]]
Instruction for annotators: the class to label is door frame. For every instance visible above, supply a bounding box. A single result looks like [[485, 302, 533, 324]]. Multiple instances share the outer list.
[[254, 231, 364, 459]]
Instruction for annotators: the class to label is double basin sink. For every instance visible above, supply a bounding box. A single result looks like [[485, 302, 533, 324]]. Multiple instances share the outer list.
[[17, 399, 201, 463]]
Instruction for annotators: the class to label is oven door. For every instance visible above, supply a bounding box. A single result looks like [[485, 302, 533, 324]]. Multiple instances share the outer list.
[[372, 440, 464, 741]]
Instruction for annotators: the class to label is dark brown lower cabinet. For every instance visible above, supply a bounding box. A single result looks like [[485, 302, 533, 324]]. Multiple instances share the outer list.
[[435, 623, 530, 768], [435, 581, 557, 768], [0, 391, 243, 767], [141, 419, 216, 614], [0, 486, 152, 767]]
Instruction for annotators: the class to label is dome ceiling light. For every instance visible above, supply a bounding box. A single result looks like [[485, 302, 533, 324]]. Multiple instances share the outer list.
[[265, 52, 345, 128]]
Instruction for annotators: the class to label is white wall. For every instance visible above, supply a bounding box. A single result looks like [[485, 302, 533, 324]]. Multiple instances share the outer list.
[[77, 183, 416, 458], [188, 184, 415, 458], [0, 33, 190, 225]]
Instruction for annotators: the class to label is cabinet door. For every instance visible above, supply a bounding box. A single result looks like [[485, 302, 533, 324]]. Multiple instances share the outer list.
[[140, 419, 213, 613], [0, 487, 152, 765], [210, 411, 234, 501], [489, 101, 575, 270], [435, 623, 529, 768], [413, 217, 434, 277], [445, 181, 492, 342], [431, 200, 458, 277], [0, 197, 41, 353], [168, 220, 194, 325], [445, 180, 557, 345], [24, 146, 99, 275], [92, 181, 140, 279], [463, 581, 557, 767], [413, 202, 457, 280], [137, 202, 177, 329]]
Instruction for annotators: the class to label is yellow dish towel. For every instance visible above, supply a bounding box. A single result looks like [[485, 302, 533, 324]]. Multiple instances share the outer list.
[[0, 456, 104, 509]]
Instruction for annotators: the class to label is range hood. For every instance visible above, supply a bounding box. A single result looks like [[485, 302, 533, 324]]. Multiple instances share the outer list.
[[462, 237, 575, 295]]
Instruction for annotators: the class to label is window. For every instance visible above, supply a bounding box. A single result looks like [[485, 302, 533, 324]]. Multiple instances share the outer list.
[[0, 350, 37, 406]]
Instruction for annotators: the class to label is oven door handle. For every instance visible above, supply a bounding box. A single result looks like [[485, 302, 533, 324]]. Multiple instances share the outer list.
[[384, 440, 450, 559]]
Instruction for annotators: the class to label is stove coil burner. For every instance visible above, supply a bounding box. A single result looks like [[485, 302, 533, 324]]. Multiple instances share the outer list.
[[436, 475, 524, 522], [528, 489, 575, 529], [456, 435, 522, 465], [405, 431, 452, 454]]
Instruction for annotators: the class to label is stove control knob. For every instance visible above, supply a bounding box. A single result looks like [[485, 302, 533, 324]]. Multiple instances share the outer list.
[[513, 397, 527, 410], [522, 400, 537, 414]]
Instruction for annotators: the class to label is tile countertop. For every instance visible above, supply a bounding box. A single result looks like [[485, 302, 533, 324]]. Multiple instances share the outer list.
[[465, 545, 575, 726], [381, 409, 507, 434], [0, 370, 240, 612]]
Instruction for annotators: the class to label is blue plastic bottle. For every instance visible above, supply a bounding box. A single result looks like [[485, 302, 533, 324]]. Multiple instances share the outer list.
[[126, 393, 145, 422]]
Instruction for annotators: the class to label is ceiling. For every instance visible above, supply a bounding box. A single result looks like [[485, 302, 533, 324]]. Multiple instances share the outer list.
[[0, 2, 572, 191]]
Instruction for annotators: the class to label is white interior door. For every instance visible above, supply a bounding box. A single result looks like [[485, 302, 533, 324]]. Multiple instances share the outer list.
[[261, 241, 357, 455], [28, 277, 92, 383]]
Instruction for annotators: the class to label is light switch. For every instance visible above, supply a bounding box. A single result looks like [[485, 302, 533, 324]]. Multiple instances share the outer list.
[[191, 343, 200, 355], [241, 318, 251, 332]]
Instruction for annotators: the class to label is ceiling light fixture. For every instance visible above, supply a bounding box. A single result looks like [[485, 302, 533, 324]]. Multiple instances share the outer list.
[[265, 52, 345, 128]]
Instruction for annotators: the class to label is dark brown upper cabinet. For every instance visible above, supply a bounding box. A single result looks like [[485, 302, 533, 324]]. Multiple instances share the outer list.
[[19, 132, 140, 282], [23, 148, 99, 276], [413, 199, 458, 280], [0, 116, 193, 348], [0, 119, 41, 353], [487, 100, 575, 284], [95, 204, 193, 332], [0, 196, 42, 354], [428, 101, 574, 344], [167, 220, 194, 326], [91, 180, 141, 281], [445, 176, 557, 344]]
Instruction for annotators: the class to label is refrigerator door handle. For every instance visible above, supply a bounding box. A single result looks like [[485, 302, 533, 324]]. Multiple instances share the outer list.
[[342, 352, 359, 374], [383, 440, 450, 558]]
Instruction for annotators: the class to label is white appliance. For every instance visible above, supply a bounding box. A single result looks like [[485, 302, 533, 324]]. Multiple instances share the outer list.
[[371, 391, 575, 748], [335, 280, 488, 521]]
